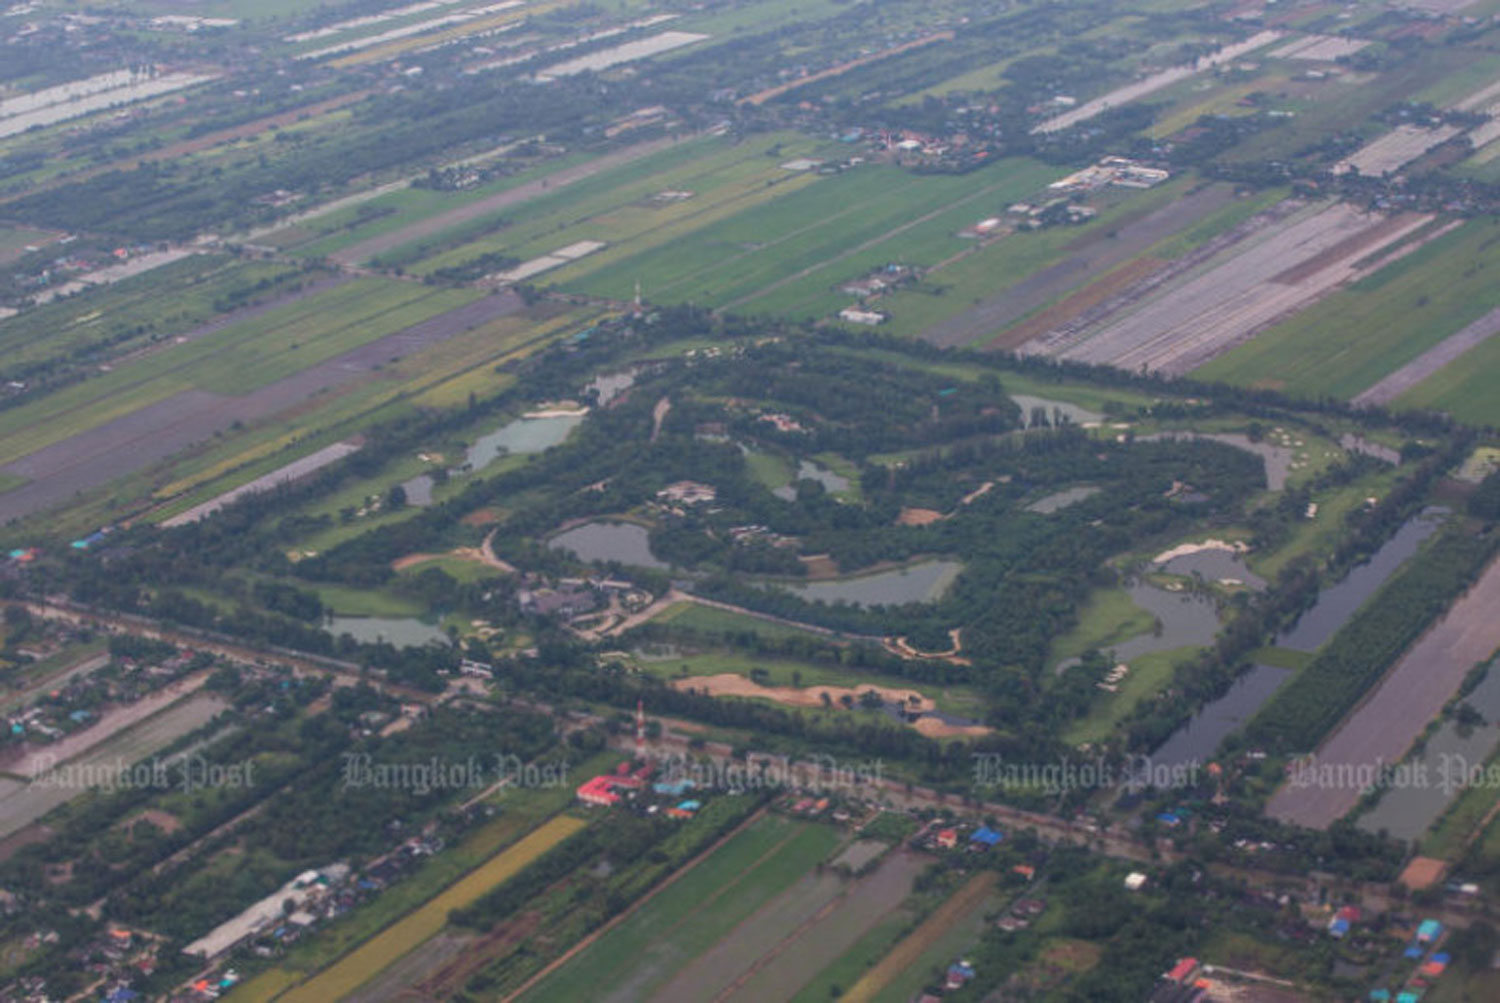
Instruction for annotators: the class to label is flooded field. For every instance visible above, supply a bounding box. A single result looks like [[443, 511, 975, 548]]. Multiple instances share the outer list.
[[1268, 547, 1500, 829], [1011, 394, 1103, 428], [1159, 548, 1266, 589], [1357, 666, 1500, 841], [0, 692, 229, 839], [785, 560, 961, 607], [550, 520, 667, 569], [774, 459, 850, 500]]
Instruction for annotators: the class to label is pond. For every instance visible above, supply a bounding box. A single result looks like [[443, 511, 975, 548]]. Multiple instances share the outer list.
[[1141, 432, 1294, 490], [325, 615, 450, 647], [400, 474, 435, 507], [1010, 394, 1103, 428], [1357, 663, 1500, 841], [1055, 580, 1223, 674], [773, 459, 850, 500], [1278, 508, 1446, 652], [1147, 664, 1292, 773], [1026, 485, 1100, 514], [550, 520, 668, 569], [1158, 549, 1266, 590], [784, 560, 961, 608], [465, 413, 584, 471]]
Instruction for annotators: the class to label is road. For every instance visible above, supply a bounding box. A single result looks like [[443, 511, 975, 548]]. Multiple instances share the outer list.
[[13, 597, 1493, 932]]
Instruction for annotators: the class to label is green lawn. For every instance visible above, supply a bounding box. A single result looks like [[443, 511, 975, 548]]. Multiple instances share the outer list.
[[1046, 586, 1158, 669], [1062, 647, 1200, 745]]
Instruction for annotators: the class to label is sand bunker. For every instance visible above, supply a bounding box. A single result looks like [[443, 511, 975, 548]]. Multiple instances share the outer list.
[[1152, 538, 1248, 564], [671, 674, 935, 712], [897, 507, 944, 526], [911, 717, 993, 738]]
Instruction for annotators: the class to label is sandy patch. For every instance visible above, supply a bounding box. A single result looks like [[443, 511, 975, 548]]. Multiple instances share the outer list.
[[392, 552, 446, 572], [671, 673, 935, 712], [1398, 856, 1448, 891], [911, 717, 993, 738], [897, 507, 944, 526], [461, 508, 503, 526], [124, 808, 184, 836], [1152, 538, 1248, 564]]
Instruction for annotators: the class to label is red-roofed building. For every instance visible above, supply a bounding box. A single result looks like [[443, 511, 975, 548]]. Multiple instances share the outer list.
[[1166, 957, 1199, 983], [935, 828, 959, 849]]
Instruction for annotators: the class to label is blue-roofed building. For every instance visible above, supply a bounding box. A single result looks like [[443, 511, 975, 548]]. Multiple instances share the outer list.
[[103, 989, 140, 1003], [1404, 944, 1424, 959], [1396, 991, 1421, 1003], [1417, 918, 1442, 943], [970, 826, 1004, 847], [1329, 917, 1350, 938], [653, 778, 696, 796], [1368, 990, 1390, 1002], [1156, 812, 1182, 827], [676, 800, 702, 812]]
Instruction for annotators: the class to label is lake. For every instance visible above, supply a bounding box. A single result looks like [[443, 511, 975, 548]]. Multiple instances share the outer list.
[[325, 615, 450, 647], [774, 459, 850, 500], [550, 521, 668, 570], [465, 413, 584, 471], [785, 560, 961, 607], [1147, 664, 1292, 773], [1278, 507, 1446, 652], [1159, 549, 1266, 590], [1055, 580, 1222, 674], [1011, 394, 1102, 428], [1026, 485, 1100, 514]]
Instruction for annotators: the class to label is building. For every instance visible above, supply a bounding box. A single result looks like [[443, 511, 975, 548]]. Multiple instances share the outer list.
[[969, 826, 1004, 849], [838, 307, 886, 326], [656, 481, 717, 505], [1124, 871, 1148, 891], [935, 828, 959, 849]]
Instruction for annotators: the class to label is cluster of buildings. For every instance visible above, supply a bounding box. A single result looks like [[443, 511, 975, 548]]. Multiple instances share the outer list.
[[575, 760, 707, 820], [921, 821, 1005, 853], [183, 864, 354, 960], [516, 574, 651, 623], [1046, 156, 1171, 194]]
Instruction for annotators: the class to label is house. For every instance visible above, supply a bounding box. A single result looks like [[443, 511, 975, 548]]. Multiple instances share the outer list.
[[944, 961, 976, 990], [1124, 871, 1149, 891], [935, 828, 959, 849], [576, 773, 641, 807], [1165, 957, 1199, 983], [1417, 918, 1443, 943], [1012, 864, 1035, 881], [969, 826, 1003, 849]]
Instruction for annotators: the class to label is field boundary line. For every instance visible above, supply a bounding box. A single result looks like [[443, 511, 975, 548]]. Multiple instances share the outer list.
[[499, 804, 770, 1003]]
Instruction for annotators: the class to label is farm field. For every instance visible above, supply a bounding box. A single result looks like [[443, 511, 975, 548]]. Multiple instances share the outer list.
[[517, 813, 844, 1002], [909, 180, 1232, 348], [1033, 203, 1434, 375], [839, 871, 999, 1002], [0, 283, 533, 525], [1196, 218, 1500, 401], [402, 133, 843, 289], [267, 814, 588, 1003]]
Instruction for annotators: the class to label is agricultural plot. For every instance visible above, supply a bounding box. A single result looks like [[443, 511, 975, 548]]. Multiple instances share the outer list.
[[1266, 550, 1500, 830], [1334, 124, 1463, 177], [405, 132, 841, 289], [0, 281, 521, 524], [318, 134, 694, 266], [911, 181, 1230, 348], [1196, 218, 1500, 400], [1032, 31, 1283, 133], [1031, 202, 1433, 374], [270, 814, 588, 1003], [518, 813, 844, 1002]]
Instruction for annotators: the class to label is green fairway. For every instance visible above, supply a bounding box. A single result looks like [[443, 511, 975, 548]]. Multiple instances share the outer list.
[[517, 813, 842, 1003]]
